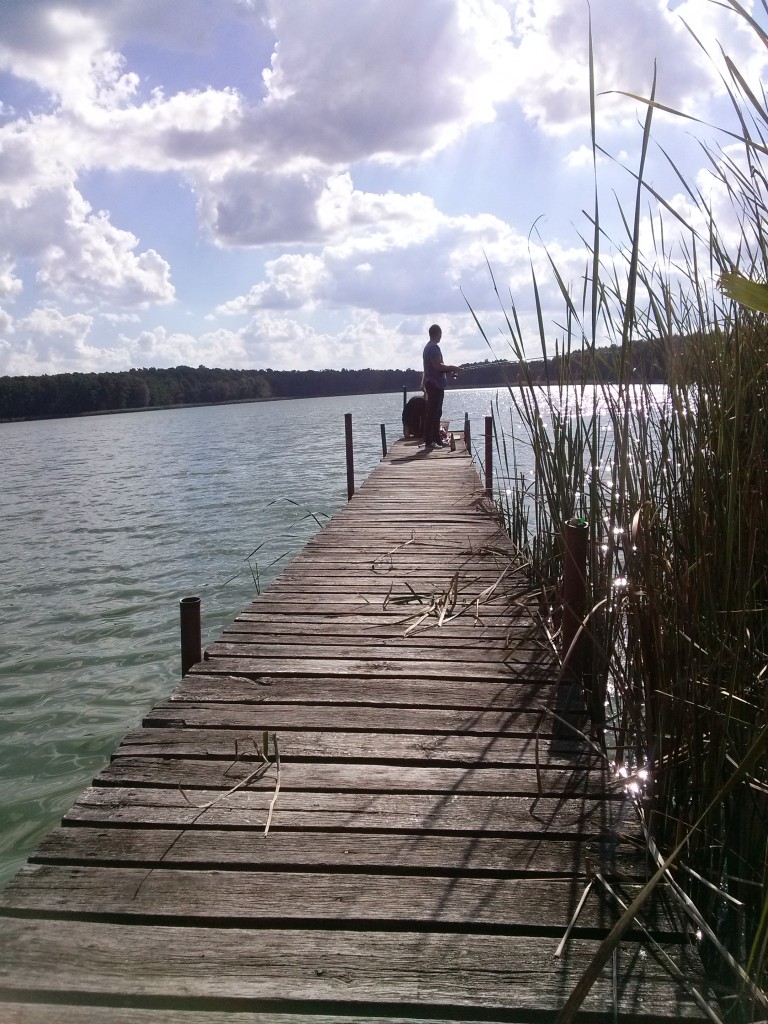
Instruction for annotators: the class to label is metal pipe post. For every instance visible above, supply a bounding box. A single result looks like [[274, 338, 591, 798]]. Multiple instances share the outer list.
[[179, 595, 202, 676], [345, 412, 355, 500], [484, 415, 493, 498]]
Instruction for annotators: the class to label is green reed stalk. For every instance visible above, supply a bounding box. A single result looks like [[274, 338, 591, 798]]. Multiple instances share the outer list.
[[469, 4, 768, 1013]]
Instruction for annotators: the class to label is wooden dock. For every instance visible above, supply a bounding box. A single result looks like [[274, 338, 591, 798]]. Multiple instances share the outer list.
[[0, 435, 712, 1022]]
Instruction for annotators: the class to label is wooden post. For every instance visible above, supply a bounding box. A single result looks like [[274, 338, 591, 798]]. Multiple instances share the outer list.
[[403, 387, 408, 414], [380, 423, 387, 457], [345, 413, 355, 500], [179, 595, 201, 676], [484, 415, 493, 498], [562, 518, 589, 679], [464, 413, 471, 454]]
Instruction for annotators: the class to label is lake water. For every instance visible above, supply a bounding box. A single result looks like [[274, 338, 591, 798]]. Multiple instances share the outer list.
[[0, 386, 509, 885]]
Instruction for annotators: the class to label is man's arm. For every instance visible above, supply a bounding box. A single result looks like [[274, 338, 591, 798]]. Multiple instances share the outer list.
[[429, 354, 460, 374]]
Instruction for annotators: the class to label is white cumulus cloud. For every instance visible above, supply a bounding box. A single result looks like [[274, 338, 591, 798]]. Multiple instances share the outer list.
[[0, 0, 765, 376]]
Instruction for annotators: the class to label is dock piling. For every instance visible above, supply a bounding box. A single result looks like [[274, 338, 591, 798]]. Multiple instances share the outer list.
[[179, 595, 202, 676], [484, 415, 493, 498], [562, 518, 589, 680], [345, 412, 355, 500]]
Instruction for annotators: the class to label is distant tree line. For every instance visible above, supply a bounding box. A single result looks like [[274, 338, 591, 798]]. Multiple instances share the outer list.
[[0, 337, 667, 421], [0, 365, 416, 420]]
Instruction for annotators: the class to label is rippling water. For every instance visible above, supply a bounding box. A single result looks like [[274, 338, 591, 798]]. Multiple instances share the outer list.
[[0, 387, 507, 884]]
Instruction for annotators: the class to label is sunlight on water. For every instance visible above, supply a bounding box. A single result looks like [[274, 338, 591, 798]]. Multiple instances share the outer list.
[[0, 386, 508, 884]]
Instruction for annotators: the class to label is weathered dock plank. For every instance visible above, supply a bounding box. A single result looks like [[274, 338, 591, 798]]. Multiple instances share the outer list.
[[29, 827, 638, 877], [187, 655, 558, 680], [174, 672, 563, 707], [142, 702, 552, 734], [93, 757, 608, 795], [0, 920, 711, 1018], [107, 727, 583, 764], [59, 787, 629, 836], [0, 437, 713, 1022], [6, 865, 659, 934], [173, 674, 563, 709]]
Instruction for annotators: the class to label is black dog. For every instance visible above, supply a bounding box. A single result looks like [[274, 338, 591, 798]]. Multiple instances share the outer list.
[[402, 394, 426, 438]]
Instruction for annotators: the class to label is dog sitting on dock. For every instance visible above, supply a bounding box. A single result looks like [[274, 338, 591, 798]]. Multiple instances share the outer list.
[[402, 394, 427, 438]]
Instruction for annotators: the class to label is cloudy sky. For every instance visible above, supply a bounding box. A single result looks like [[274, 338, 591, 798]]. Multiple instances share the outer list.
[[0, 0, 764, 377]]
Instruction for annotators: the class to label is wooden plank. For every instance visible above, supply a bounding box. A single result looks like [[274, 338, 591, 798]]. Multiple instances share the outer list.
[[224, 619, 536, 638], [0, 919, 713, 1018], [3, 864, 646, 933], [250, 588, 518, 604], [242, 599, 531, 619], [219, 630, 544, 650], [265, 568, 520, 584], [261, 575, 519, 592], [204, 642, 549, 663], [142, 703, 553, 737], [172, 674, 568, 710], [193, 655, 559, 682], [244, 593, 535, 613], [111, 727, 585, 766], [0, 1007, 510, 1024], [232, 605, 533, 623], [234, 599, 534, 619], [266, 573, 520, 587], [253, 597, 529, 614], [301, 536, 506, 550], [60, 787, 634, 836], [93, 757, 611, 797], [308, 516, 496, 528], [29, 828, 639, 877], [268, 553, 517, 568], [263, 554, 515, 569]]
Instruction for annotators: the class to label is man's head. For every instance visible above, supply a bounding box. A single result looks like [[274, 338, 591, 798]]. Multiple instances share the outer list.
[[428, 324, 442, 341]]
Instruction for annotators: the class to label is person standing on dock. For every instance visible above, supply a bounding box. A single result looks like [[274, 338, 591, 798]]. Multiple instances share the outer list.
[[422, 324, 460, 451]]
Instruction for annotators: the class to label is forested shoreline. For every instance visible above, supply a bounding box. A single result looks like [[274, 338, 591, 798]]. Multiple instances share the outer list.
[[0, 337, 666, 421]]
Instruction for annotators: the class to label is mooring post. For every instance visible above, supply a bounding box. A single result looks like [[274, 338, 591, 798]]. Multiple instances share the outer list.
[[179, 595, 202, 676], [464, 412, 471, 455], [562, 518, 589, 679], [380, 423, 387, 457], [345, 412, 355, 500], [403, 386, 408, 413], [484, 415, 493, 498]]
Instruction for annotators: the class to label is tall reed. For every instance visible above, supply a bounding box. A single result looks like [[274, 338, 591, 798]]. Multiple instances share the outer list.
[[470, 3, 768, 1015]]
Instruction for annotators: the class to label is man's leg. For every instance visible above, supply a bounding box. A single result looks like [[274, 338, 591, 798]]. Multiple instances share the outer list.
[[424, 383, 439, 444], [434, 387, 444, 437]]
